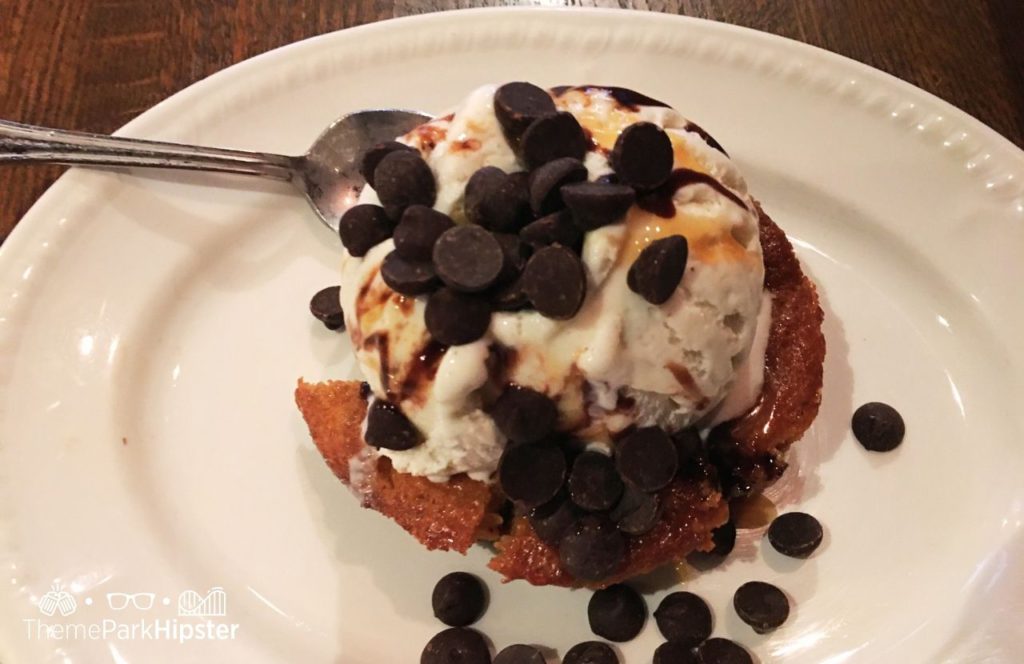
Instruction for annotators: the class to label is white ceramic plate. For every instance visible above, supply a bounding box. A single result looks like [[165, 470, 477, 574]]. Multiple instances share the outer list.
[[1, 9, 1023, 663]]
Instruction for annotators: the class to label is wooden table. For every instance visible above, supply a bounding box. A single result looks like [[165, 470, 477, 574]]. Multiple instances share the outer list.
[[1, 0, 1022, 242]]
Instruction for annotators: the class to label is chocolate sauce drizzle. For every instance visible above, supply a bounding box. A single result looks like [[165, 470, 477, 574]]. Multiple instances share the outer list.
[[637, 168, 748, 218], [398, 340, 448, 402], [683, 121, 728, 156]]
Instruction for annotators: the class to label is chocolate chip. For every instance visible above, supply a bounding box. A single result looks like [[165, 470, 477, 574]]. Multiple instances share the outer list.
[[494, 82, 557, 146], [609, 485, 660, 535], [529, 493, 582, 545], [424, 288, 492, 346], [433, 225, 504, 293], [611, 122, 674, 190], [309, 286, 344, 330], [431, 572, 486, 627], [520, 210, 583, 252], [520, 112, 588, 169], [559, 516, 626, 582], [381, 251, 440, 296], [563, 641, 619, 664], [361, 141, 416, 189], [695, 639, 752, 664], [338, 203, 394, 257], [851, 402, 905, 452], [568, 452, 624, 512], [654, 641, 698, 664], [499, 443, 567, 509], [561, 182, 636, 231], [521, 245, 587, 319], [528, 157, 588, 216], [493, 233, 531, 286], [373, 150, 436, 214], [365, 399, 422, 451], [490, 276, 532, 312], [394, 205, 455, 261], [708, 521, 737, 557], [588, 584, 647, 642], [465, 167, 532, 232], [627, 235, 689, 305], [733, 581, 789, 634], [672, 428, 702, 465], [767, 512, 823, 558], [490, 385, 558, 445], [653, 592, 712, 647], [616, 427, 678, 492], [494, 644, 545, 664], [421, 627, 491, 664]]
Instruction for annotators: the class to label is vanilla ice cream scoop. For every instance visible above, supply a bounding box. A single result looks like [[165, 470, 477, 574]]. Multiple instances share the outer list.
[[338, 84, 767, 482]]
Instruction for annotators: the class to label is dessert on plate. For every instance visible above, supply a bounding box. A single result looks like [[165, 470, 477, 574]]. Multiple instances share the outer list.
[[295, 82, 825, 587]]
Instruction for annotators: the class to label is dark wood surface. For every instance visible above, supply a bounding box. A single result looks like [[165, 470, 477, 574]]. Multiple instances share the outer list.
[[1, 0, 1022, 242]]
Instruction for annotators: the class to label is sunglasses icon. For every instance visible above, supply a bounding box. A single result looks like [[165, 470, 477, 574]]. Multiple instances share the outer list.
[[106, 592, 155, 611]]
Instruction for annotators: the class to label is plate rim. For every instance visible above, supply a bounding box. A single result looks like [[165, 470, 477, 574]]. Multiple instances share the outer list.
[[1, 8, 1023, 663]]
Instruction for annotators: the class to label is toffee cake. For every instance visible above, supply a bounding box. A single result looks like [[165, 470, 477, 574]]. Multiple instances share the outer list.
[[296, 83, 825, 587]]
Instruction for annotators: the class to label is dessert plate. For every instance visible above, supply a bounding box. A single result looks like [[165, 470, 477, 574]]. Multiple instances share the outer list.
[[1, 8, 1022, 663]]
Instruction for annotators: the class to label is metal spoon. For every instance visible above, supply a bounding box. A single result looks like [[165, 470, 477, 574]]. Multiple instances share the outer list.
[[0, 110, 431, 233]]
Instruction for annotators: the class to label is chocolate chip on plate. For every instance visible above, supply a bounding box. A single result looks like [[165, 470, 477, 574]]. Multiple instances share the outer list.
[[520, 210, 583, 252], [695, 638, 752, 664], [431, 572, 486, 627], [611, 122, 674, 190], [653, 592, 712, 647], [338, 203, 394, 257], [609, 485, 661, 536], [851, 401, 905, 452], [373, 150, 436, 214], [627, 235, 689, 305], [424, 288, 492, 346], [309, 286, 344, 330], [561, 182, 636, 231], [708, 521, 737, 557], [520, 112, 589, 169], [494, 82, 557, 146], [521, 245, 587, 319], [767, 512, 823, 558], [528, 157, 588, 216], [381, 251, 440, 296], [490, 384, 558, 445], [394, 205, 455, 261], [361, 140, 416, 189], [421, 627, 491, 664], [559, 516, 626, 582], [464, 167, 532, 232], [569, 451, 624, 512], [654, 641, 698, 664], [492, 232, 531, 286], [365, 399, 422, 451], [616, 426, 679, 492], [433, 225, 505, 293], [499, 443, 567, 509], [494, 644, 546, 664], [588, 584, 647, 642], [529, 493, 582, 545], [733, 581, 790, 634], [562, 640, 620, 664]]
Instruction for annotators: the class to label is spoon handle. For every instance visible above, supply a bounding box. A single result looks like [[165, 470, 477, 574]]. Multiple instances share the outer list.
[[0, 120, 296, 180]]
